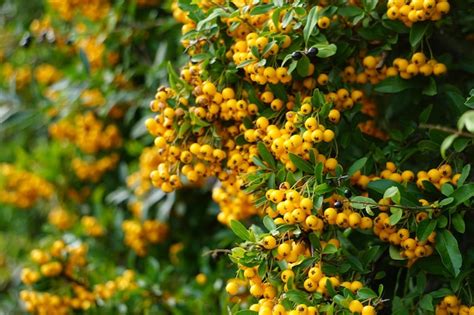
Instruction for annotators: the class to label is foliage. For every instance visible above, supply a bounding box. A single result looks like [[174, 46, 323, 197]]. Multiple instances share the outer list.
[[1, 0, 474, 314], [142, 0, 474, 314]]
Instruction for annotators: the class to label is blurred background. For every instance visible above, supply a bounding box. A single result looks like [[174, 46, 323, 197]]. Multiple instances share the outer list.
[[0, 0, 238, 313]]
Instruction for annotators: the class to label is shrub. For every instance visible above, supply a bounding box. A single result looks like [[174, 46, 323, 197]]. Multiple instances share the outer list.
[[1, 0, 474, 314]]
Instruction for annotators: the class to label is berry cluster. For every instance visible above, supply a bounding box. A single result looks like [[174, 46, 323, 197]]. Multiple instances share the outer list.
[[0, 164, 53, 208], [387, 0, 450, 26], [122, 219, 169, 256]]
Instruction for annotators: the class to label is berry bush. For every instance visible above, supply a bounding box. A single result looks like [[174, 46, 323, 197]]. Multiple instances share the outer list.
[[1, 0, 474, 314]]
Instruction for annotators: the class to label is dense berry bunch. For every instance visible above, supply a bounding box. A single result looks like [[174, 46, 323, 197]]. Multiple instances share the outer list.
[[0, 164, 53, 208], [386, 0, 450, 26], [141, 0, 473, 313], [122, 218, 169, 256], [48, 0, 111, 21]]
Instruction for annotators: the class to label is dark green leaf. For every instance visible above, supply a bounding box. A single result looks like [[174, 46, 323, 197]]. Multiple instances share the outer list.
[[375, 76, 414, 93], [297, 55, 311, 77], [419, 295, 434, 311], [435, 229, 462, 276], [419, 104, 433, 123], [416, 219, 436, 242], [410, 22, 429, 48], [347, 157, 368, 177], [322, 244, 338, 254], [285, 290, 312, 305], [230, 220, 251, 241], [357, 288, 378, 299], [422, 77, 437, 96], [458, 164, 471, 187], [249, 4, 274, 15], [452, 213, 465, 233], [451, 184, 474, 207], [289, 153, 314, 174], [257, 142, 276, 169]]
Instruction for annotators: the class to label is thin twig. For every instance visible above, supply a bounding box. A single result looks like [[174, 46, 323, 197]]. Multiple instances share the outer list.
[[349, 200, 436, 211], [419, 123, 474, 138], [203, 249, 231, 256]]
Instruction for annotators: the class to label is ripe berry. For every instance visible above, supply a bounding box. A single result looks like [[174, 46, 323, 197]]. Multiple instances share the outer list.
[[344, 189, 352, 198], [291, 51, 303, 60], [334, 200, 343, 209], [262, 235, 277, 249]]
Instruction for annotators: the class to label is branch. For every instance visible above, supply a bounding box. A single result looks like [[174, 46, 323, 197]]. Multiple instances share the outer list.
[[350, 200, 437, 211], [419, 123, 474, 138]]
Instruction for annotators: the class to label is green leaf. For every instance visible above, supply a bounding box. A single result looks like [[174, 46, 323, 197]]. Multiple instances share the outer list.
[[230, 220, 251, 241], [365, 205, 375, 216], [311, 88, 326, 108], [325, 278, 337, 297], [347, 157, 368, 177], [451, 184, 474, 207], [384, 186, 401, 204], [338, 6, 364, 18], [322, 244, 338, 255], [389, 245, 406, 260], [189, 112, 210, 127], [465, 95, 474, 108], [178, 122, 191, 138], [303, 6, 319, 46], [235, 311, 258, 315], [389, 207, 403, 225], [314, 183, 332, 195], [197, 8, 228, 29], [79, 49, 91, 75], [297, 55, 310, 77], [357, 288, 378, 299], [458, 164, 471, 187], [289, 153, 314, 174], [441, 134, 458, 159], [453, 138, 470, 152], [167, 61, 182, 89], [410, 22, 429, 48], [419, 295, 434, 311], [269, 83, 288, 102], [439, 197, 454, 206], [288, 60, 298, 74], [416, 219, 437, 242], [441, 183, 454, 196], [457, 110, 474, 133], [285, 290, 312, 305], [362, 0, 378, 11], [435, 229, 462, 277], [422, 77, 437, 96], [257, 142, 276, 169], [350, 196, 377, 210], [263, 215, 277, 233], [419, 104, 433, 123], [452, 213, 465, 233], [315, 43, 337, 58], [309, 232, 321, 250], [249, 4, 274, 15], [375, 76, 413, 93], [437, 215, 448, 228]]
